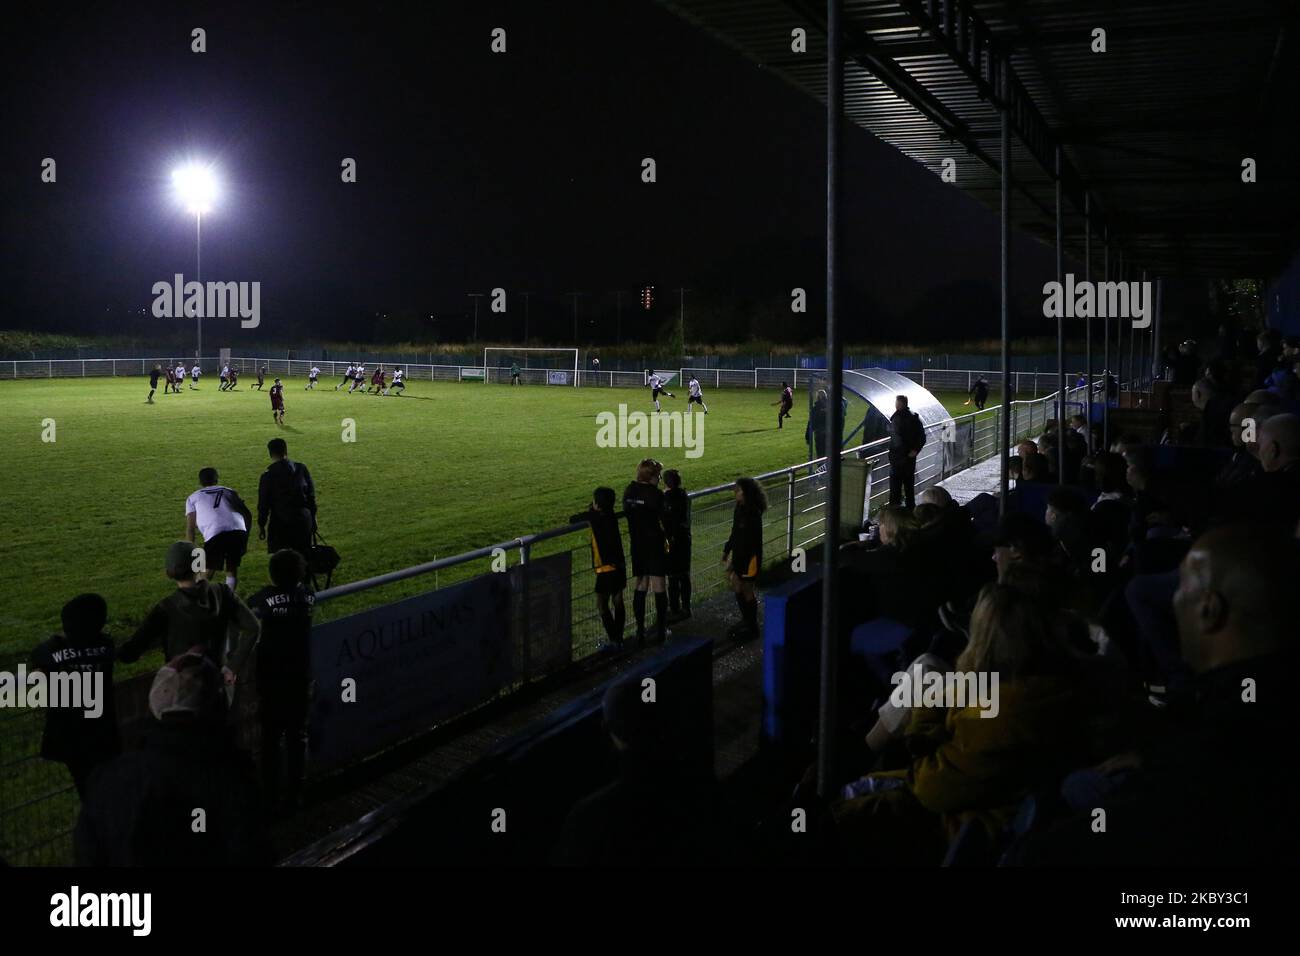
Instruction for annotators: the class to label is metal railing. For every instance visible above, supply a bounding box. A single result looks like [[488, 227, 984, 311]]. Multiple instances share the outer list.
[[0, 373, 1088, 865]]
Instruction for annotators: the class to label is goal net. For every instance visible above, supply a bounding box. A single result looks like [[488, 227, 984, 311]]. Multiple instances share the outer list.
[[482, 347, 579, 386]]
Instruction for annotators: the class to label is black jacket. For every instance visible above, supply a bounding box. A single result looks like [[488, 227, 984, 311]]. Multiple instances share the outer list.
[[888, 409, 926, 459], [723, 503, 764, 578], [29, 632, 119, 763], [247, 584, 316, 685], [257, 458, 317, 531], [569, 508, 626, 574]]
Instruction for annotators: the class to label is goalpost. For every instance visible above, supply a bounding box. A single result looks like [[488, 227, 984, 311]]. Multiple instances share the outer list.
[[482, 347, 579, 386]]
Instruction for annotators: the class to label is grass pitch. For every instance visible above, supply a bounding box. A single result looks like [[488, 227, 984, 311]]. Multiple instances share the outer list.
[[0, 375, 978, 662]]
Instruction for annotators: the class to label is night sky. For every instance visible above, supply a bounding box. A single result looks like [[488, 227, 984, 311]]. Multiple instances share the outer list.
[[1, 0, 1070, 346]]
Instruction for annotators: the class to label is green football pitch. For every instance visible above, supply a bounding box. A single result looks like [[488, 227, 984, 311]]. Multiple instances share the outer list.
[[0, 375, 978, 660]]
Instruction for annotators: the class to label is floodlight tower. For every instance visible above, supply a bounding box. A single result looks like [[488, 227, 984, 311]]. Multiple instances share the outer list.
[[171, 163, 218, 362]]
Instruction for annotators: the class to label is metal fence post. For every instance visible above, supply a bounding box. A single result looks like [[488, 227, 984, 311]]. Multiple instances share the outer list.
[[786, 469, 795, 555], [519, 540, 531, 682]]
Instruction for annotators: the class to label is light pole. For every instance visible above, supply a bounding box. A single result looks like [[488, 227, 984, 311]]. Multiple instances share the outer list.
[[566, 292, 585, 345], [677, 287, 690, 354], [467, 293, 484, 341], [172, 163, 217, 362]]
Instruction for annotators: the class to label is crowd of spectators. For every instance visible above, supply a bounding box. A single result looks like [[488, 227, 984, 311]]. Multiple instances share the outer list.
[[797, 327, 1300, 864]]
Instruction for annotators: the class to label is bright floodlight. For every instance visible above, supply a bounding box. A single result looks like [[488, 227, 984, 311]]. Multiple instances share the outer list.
[[172, 163, 217, 215]]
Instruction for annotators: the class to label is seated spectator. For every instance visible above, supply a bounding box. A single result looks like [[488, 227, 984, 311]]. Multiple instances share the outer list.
[[1021, 452, 1051, 483], [1109, 433, 1143, 456], [29, 594, 119, 798], [247, 549, 316, 815], [831, 566, 1121, 863], [1089, 452, 1132, 565], [1009, 525, 1300, 865], [1015, 439, 1038, 462], [848, 507, 940, 631], [1211, 412, 1300, 531], [1044, 487, 1092, 580], [552, 677, 719, 866], [1213, 402, 1263, 489], [74, 652, 273, 866], [117, 542, 260, 694]]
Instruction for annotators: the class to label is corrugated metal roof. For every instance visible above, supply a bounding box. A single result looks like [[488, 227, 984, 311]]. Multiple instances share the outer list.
[[657, 0, 1300, 276]]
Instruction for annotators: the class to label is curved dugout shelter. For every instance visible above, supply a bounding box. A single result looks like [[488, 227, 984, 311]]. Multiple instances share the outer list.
[[807, 368, 959, 510]]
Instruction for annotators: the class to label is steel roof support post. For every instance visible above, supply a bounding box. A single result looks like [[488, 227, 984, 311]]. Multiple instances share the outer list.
[[1055, 146, 1065, 484], [816, 0, 844, 800], [999, 58, 1012, 513], [1103, 229, 1111, 449], [1153, 277, 1164, 383], [1084, 193, 1093, 452]]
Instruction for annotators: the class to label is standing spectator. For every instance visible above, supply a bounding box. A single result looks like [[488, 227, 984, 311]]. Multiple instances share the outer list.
[[661, 469, 693, 621], [570, 487, 627, 648], [117, 542, 259, 695], [28, 594, 119, 798], [888, 395, 926, 510], [74, 651, 273, 866], [247, 550, 316, 814], [185, 467, 252, 592], [623, 459, 670, 644], [722, 476, 767, 641], [257, 438, 317, 559]]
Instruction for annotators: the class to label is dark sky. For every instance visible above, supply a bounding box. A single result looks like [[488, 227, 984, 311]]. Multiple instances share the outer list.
[[1, 0, 1068, 345]]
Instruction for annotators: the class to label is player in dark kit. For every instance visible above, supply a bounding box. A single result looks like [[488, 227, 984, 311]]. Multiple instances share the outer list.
[[662, 469, 692, 620], [254, 367, 267, 390], [967, 376, 990, 410], [722, 476, 767, 641], [623, 458, 670, 644], [270, 378, 286, 425], [570, 487, 627, 647], [775, 382, 794, 428], [147, 364, 162, 403]]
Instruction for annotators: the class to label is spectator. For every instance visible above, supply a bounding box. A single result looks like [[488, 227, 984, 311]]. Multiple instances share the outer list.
[[832, 568, 1117, 863], [991, 512, 1054, 583], [661, 469, 693, 621], [1213, 402, 1263, 489], [246, 549, 316, 815], [117, 542, 259, 692], [29, 594, 119, 797], [552, 678, 719, 866], [888, 395, 926, 510], [1011, 525, 1300, 865], [623, 459, 670, 644], [74, 652, 273, 866], [722, 476, 766, 642], [1044, 487, 1091, 579], [1016, 439, 1038, 461], [570, 487, 627, 648], [1020, 452, 1050, 483], [1255, 329, 1283, 387], [257, 438, 317, 560]]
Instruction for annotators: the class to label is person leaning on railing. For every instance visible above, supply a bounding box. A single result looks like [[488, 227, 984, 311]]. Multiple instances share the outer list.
[[722, 477, 767, 642]]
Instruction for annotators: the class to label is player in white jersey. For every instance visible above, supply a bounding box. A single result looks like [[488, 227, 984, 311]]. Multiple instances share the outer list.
[[219, 365, 232, 391], [646, 370, 675, 411], [306, 366, 320, 389], [385, 368, 405, 395], [190, 364, 201, 388], [173, 364, 185, 393], [185, 467, 252, 591], [686, 375, 708, 413], [336, 364, 355, 390], [348, 365, 366, 394]]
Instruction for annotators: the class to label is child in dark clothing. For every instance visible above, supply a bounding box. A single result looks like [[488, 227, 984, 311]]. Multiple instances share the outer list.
[[246, 550, 316, 813], [571, 487, 628, 648], [29, 594, 120, 798]]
